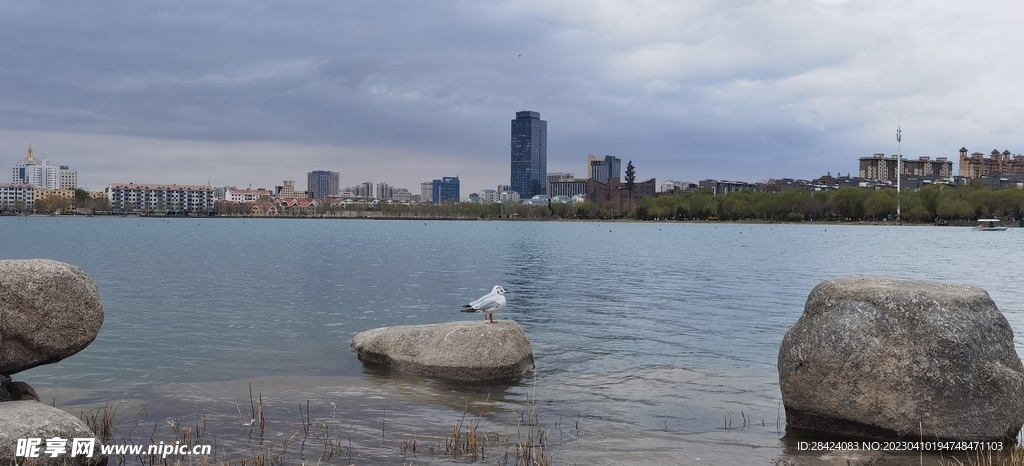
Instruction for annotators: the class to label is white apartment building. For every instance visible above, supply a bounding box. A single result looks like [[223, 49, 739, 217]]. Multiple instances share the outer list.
[[0, 183, 34, 210], [106, 183, 215, 213], [499, 191, 520, 203], [480, 189, 499, 203]]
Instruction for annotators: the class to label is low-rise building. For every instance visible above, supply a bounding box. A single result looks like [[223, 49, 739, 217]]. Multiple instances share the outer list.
[[0, 183, 34, 210], [500, 190, 520, 203], [106, 183, 215, 214], [225, 187, 274, 203], [480, 189, 499, 203], [587, 177, 657, 204], [549, 178, 589, 197], [697, 179, 752, 195]]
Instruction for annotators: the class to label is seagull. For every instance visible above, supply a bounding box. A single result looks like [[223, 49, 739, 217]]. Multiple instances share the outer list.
[[460, 286, 509, 323]]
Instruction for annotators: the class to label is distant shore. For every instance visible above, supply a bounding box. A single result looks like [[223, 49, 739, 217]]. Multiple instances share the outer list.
[[9, 211, 1010, 227]]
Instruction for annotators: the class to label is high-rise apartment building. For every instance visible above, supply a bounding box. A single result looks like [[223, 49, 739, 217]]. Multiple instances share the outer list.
[[11, 146, 62, 190], [307, 170, 339, 199], [421, 181, 435, 202], [376, 182, 394, 200], [858, 154, 953, 181], [588, 155, 621, 183], [510, 111, 547, 199], [432, 176, 460, 203]]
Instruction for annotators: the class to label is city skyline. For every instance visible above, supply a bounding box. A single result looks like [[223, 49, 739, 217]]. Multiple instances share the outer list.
[[2, 2, 1024, 195]]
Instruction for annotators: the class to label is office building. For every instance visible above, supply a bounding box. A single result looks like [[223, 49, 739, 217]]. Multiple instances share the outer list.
[[588, 155, 621, 184], [432, 176, 460, 203], [510, 111, 547, 199], [546, 173, 574, 196], [59, 166, 78, 189], [549, 179, 589, 198], [307, 170, 339, 199]]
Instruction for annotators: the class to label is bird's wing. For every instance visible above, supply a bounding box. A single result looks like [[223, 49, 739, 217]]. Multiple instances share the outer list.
[[468, 292, 495, 308], [469, 294, 503, 312]]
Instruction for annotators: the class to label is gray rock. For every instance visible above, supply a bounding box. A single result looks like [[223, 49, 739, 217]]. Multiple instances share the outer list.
[[779, 276, 1024, 442], [8, 380, 41, 402], [0, 401, 107, 465], [0, 375, 39, 401], [0, 259, 104, 375], [352, 320, 535, 381]]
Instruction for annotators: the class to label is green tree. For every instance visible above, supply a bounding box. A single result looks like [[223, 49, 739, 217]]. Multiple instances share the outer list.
[[863, 190, 897, 219], [624, 160, 636, 203], [73, 189, 91, 209]]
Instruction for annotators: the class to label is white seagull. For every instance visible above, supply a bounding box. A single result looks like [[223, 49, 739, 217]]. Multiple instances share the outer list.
[[460, 286, 509, 323]]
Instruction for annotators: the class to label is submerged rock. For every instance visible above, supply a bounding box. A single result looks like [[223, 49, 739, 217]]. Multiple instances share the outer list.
[[778, 276, 1024, 442], [351, 320, 534, 381], [0, 401, 107, 465], [0, 259, 104, 375]]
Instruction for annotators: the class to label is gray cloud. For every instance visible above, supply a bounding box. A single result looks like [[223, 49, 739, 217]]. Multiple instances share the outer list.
[[2, 0, 1023, 194]]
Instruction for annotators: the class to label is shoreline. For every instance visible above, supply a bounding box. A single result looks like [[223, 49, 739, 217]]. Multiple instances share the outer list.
[[5, 212, 996, 227]]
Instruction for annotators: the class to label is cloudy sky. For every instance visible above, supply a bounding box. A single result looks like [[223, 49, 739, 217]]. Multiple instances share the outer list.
[[2, 0, 1022, 194]]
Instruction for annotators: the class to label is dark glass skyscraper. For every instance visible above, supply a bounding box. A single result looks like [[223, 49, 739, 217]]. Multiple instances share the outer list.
[[510, 111, 547, 199], [307, 170, 339, 199]]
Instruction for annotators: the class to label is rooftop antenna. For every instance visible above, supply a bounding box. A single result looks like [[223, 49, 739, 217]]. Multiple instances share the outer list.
[[896, 115, 902, 220]]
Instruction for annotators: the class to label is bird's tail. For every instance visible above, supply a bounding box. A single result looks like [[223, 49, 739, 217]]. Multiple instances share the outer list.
[[460, 305, 476, 313]]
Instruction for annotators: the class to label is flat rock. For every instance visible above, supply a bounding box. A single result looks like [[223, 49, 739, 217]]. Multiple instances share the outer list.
[[778, 276, 1024, 442], [0, 259, 104, 375], [0, 401, 107, 465], [351, 320, 535, 381]]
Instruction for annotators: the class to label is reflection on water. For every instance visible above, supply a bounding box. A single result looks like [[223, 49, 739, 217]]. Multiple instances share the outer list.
[[4, 218, 1024, 464]]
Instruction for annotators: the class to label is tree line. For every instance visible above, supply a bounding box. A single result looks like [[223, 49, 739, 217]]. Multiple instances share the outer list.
[[631, 182, 1024, 222]]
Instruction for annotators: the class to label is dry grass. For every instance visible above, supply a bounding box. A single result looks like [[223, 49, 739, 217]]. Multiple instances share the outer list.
[[64, 379, 564, 466], [939, 446, 1024, 466]]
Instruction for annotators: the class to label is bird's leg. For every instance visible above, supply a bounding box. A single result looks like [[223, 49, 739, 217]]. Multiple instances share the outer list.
[[489, 315, 495, 324]]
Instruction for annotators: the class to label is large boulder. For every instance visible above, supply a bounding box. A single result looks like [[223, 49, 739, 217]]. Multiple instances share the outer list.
[[0, 401, 107, 465], [0, 259, 104, 375], [779, 277, 1024, 442], [352, 320, 534, 381]]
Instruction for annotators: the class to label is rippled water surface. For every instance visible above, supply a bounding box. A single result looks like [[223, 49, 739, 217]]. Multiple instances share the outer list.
[[3, 217, 1023, 464]]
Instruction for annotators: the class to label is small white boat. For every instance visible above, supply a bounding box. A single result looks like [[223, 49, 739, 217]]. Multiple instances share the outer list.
[[975, 219, 1008, 231]]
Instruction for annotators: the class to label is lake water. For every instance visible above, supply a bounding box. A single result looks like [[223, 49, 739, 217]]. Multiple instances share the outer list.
[[2, 217, 1023, 465]]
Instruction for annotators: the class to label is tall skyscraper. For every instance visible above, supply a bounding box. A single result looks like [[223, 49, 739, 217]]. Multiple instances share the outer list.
[[307, 170, 339, 199], [588, 155, 621, 183], [510, 111, 547, 199]]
